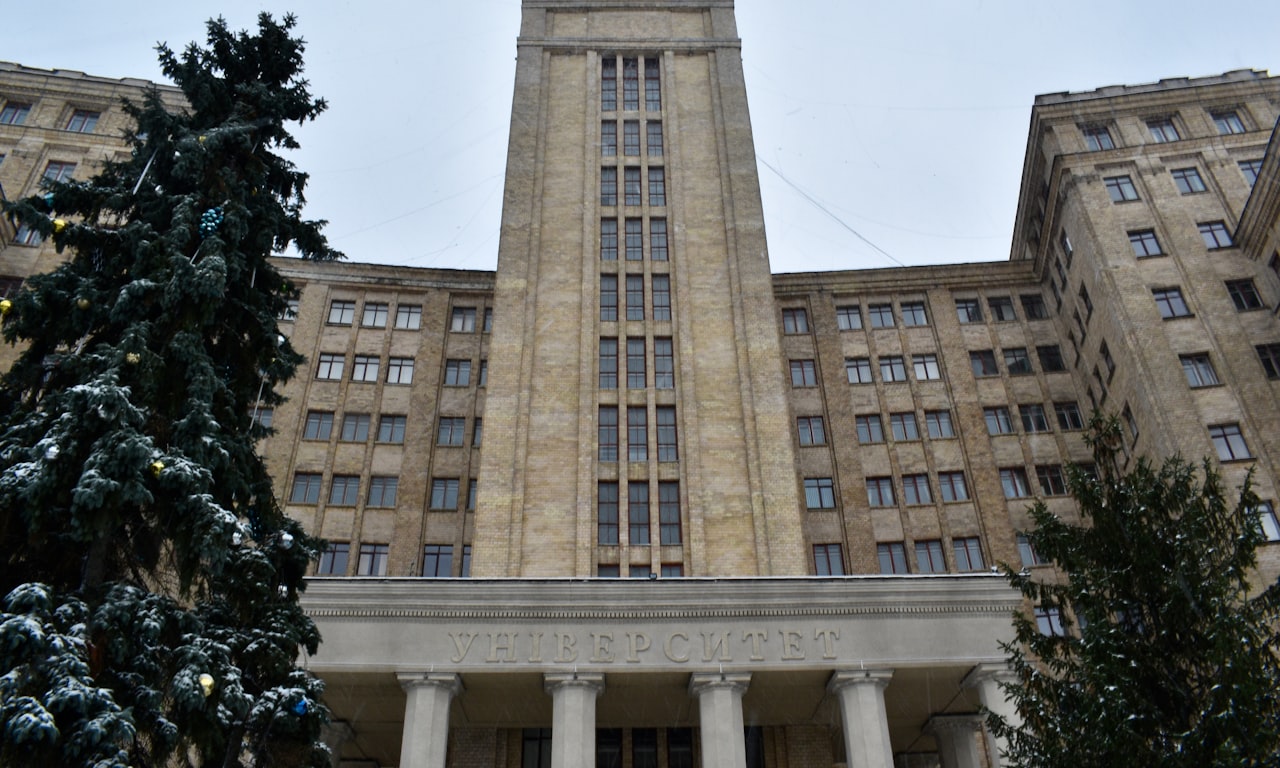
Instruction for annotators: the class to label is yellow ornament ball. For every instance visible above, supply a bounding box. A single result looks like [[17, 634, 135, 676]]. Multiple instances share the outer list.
[[198, 135, 207, 144], [0, 299, 11, 315], [76, 297, 91, 310], [125, 352, 141, 365], [199, 673, 215, 696], [150, 460, 165, 477], [52, 219, 67, 233]]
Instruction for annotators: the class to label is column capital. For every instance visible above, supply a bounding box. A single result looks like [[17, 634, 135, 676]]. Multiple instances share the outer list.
[[925, 713, 985, 736], [688, 671, 751, 697], [397, 671, 464, 697], [543, 671, 605, 696], [827, 667, 894, 694], [961, 662, 1016, 690]]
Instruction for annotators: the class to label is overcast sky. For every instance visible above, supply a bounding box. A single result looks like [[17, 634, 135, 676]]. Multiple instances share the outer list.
[[2, 2, 1277, 273]]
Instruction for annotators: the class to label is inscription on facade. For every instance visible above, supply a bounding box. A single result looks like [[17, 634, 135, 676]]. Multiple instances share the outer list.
[[447, 628, 840, 665]]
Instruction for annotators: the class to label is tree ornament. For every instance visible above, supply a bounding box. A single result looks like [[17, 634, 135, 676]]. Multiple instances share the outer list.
[[0, 299, 11, 315], [76, 297, 91, 310], [52, 219, 67, 233], [150, 460, 165, 477], [198, 673, 215, 697], [198, 135, 207, 144], [43, 192, 55, 208], [125, 352, 141, 365], [292, 699, 308, 716], [198, 207, 224, 238], [279, 531, 294, 549]]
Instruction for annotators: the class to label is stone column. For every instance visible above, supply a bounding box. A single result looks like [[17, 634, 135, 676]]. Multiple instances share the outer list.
[[544, 672, 605, 768], [962, 663, 1021, 768], [828, 669, 895, 768], [925, 715, 983, 768], [396, 673, 463, 768], [689, 672, 751, 768]]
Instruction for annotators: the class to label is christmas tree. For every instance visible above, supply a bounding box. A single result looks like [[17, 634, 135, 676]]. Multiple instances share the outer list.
[[0, 14, 339, 767]]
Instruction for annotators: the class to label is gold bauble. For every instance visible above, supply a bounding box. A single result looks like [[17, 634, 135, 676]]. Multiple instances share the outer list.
[[52, 219, 67, 233], [198, 673, 214, 696], [76, 297, 90, 310], [150, 460, 165, 477], [125, 352, 141, 365], [0, 299, 11, 315]]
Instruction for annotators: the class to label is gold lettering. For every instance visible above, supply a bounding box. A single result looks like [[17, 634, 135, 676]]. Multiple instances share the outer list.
[[814, 628, 839, 660], [626, 631, 651, 662], [487, 632, 517, 663], [449, 632, 478, 663], [555, 632, 578, 663], [741, 629, 767, 661], [529, 632, 543, 663], [664, 631, 690, 663], [590, 632, 615, 662], [701, 631, 733, 662], [780, 629, 805, 660]]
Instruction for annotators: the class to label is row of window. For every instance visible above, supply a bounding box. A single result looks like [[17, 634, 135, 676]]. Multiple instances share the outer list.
[[302, 411, 410, 443], [595, 564, 684, 578], [1081, 109, 1248, 152], [601, 273, 671, 322], [871, 537, 987, 575], [601, 119, 663, 158], [955, 294, 1050, 324], [597, 479, 682, 546], [983, 401, 1085, 435], [1102, 162, 1260, 206], [598, 405, 678, 462], [593, 728, 693, 768], [315, 353, 418, 384], [601, 56, 661, 112], [600, 217, 669, 261], [323, 300, 490, 332], [796, 344, 1063, 388], [317, 541, 473, 577], [1151, 278, 1268, 320], [0, 102, 98, 132], [599, 337, 674, 389], [804, 463, 1073, 511], [290, 473, 480, 511], [601, 167, 666, 207]]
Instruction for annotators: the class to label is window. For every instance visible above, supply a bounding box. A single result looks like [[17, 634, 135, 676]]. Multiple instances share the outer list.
[[1004, 347, 1033, 375], [866, 477, 894, 507], [845, 357, 873, 384], [317, 542, 349, 575], [316, 353, 344, 380], [625, 218, 643, 260], [44, 161, 76, 183], [357, 544, 389, 577], [0, 102, 31, 125], [1257, 343, 1280, 379], [13, 224, 41, 246], [805, 478, 836, 509], [648, 167, 666, 206], [599, 338, 618, 389], [438, 417, 466, 446], [629, 484, 650, 545], [395, 304, 422, 329], [855, 415, 884, 444], [1060, 231, 1074, 263], [1082, 125, 1114, 151], [1147, 118, 1179, 143], [1017, 534, 1047, 567], [652, 275, 671, 321], [289, 473, 322, 504], [790, 359, 817, 387], [1209, 424, 1251, 461], [378, 415, 407, 444], [985, 407, 1014, 435], [467, 480, 477, 511], [628, 407, 648, 461], [351, 355, 380, 382], [1211, 110, 1245, 135], [650, 219, 668, 260], [868, 303, 894, 328], [627, 338, 646, 388], [813, 544, 845, 576], [1198, 221, 1234, 249], [599, 406, 619, 462], [598, 565, 620, 578], [970, 350, 998, 377], [836, 305, 862, 330], [955, 298, 983, 323], [1104, 175, 1139, 202], [1021, 294, 1049, 320], [386, 357, 414, 384], [460, 546, 473, 577], [782, 308, 809, 334], [1036, 464, 1068, 496], [601, 57, 617, 111], [797, 416, 826, 446], [601, 219, 618, 260], [484, 308, 493, 332], [889, 412, 919, 441], [1078, 284, 1093, 320], [339, 413, 370, 442], [902, 474, 932, 505], [252, 408, 273, 430], [1035, 606, 1066, 636], [445, 359, 471, 386], [431, 478, 460, 510], [938, 471, 969, 502], [602, 120, 618, 156], [952, 537, 984, 571], [1153, 288, 1191, 319], [1180, 353, 1219, 387], [647, 121, 664, 156], [472, 418, 483, 448], [654, 337, 674, 389], [1128, 229, 1163, 257], [1171, 167, 1206, 194], [601, 167, 618, 206], [600, 275, 618, 321], [1001, 467, 1031, 498], [599, 482, 619, 545], [303, 410, 334, 440], [879, 356, 907, 382], [1240, 159, 1263, 186], [913, 354, 941, 380], [1037, 345, 1065, 372], [327, 300, 355, 325], [1056, 401, 1084, 431], [622, 120, 640, 155], [65, 109, 99, 133], [877, 543, 908, 574], [361, 302, 388, 327], [1020, 404, 1051, 433], [422, 544, 452, 577], [626, 274, 645, 321], [645, 57, 661, 111], [451, 307, 476, 332], [659, 482, 681, 544], [624, 167, 642, 206], [1256, 502, 1280, 543], [1100, 341, 1115, 380], [985, 296, 1014, 322], [901, 301, 928, 326], [925, 410, 955, 438], [1226, 279, 1264, 311], [368, 477, 399, 508], [329, 475, 360, 506], [915, 540, 946, 573], [656, 406, 678, 461]]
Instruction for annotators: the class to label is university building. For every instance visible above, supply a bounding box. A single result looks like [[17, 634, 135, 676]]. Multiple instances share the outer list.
[[3, 2, 1280, 767]]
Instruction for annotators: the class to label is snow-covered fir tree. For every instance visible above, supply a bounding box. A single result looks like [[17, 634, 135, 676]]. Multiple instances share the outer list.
[[0, 14, 339, 767]]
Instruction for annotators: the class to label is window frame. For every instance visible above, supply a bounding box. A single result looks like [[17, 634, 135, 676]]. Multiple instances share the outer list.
[[1198, 221, 1234, 250], [938, 471, 969, 502], [1209, 423, 1251, 461], [804, 477, 837, 509], [1180, 353, 1220, 388], [1128, 229, 1163, 258], [1171, 167, 1206, 195], [1103, 175, 1140, 202], [1153, 287, 1192, 319]]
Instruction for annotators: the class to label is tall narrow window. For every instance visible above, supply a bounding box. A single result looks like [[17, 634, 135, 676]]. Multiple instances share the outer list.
[[601, 219, 618, 260], [813, 544, 845, 576], [628, 407, 648, 461], [647, 121, 664, 156], [600, 275, 618, 321], [623, 120, 640, 156], [650, 219, 668, 261], [652, 275, 671, 321], [626, 274, 645, 321], [878, 543, 908, 574], [629, 484, 650, 544], [599, 482, 619, 545], [656, 406, 678, 461], [601, 121, 617, 156], [659, 482, 681, 544], [357, 544, 389, 576], [915, 540, 946, 573], [648, 167, 666, 206], [601, 58, 617, 111], [601, 168, 617, 206], [624, 167, 642, 206], [654, 338, 674, 389], [599, 338, 618, 389], [421, 545, 452, 577], [836, 305, 862, 330], [627, 338, 646, 389], [644, 57, 661, 111], [599, 406, 619, 462], [953, 538, 985, 571], [317, 542, 349, 575], [622, 57, 639, 110], [625, 218, 643, 260]]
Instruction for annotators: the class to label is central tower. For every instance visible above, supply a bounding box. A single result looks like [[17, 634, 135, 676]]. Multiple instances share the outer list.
[[475, 0, 805, 577]]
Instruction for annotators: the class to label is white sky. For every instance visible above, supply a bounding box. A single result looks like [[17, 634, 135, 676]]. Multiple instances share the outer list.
[[2, 1, 1277, 273]]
